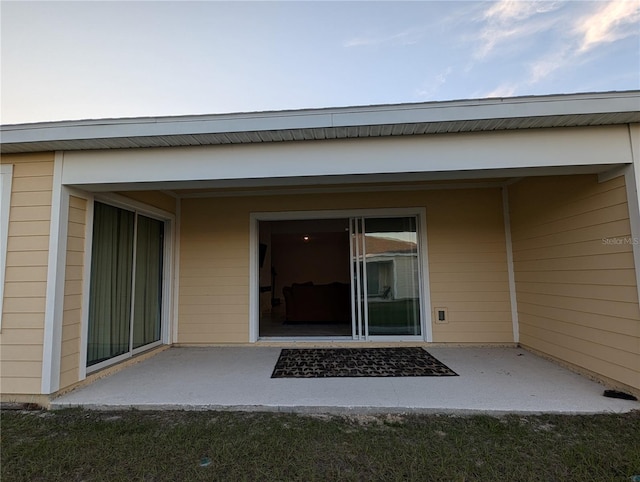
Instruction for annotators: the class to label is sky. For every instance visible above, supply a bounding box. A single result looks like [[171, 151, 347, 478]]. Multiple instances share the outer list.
[[1, 0, 639, 124]]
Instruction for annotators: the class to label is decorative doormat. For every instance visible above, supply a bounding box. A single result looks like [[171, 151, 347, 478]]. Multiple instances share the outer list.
[[271, 347, 458, 378]]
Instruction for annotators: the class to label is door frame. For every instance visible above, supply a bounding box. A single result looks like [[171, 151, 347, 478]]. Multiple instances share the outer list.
[[82, 193, 175, 375], [249, 207, 432, 342]]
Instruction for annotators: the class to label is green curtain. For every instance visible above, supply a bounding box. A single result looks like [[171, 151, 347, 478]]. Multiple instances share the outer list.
[[132, 215, 164, 349], [87, 202, 134, 366]]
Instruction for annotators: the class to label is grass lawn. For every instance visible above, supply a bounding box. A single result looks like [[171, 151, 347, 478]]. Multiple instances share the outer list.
[[2, 408, 639, 481]]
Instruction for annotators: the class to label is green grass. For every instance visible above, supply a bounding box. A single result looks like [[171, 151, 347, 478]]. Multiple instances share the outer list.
[[2, 409, 639, 481]]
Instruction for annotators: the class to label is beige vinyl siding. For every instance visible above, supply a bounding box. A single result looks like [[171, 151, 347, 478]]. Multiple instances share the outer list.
[[0, 153, 54, 394], [117, 191, 177, 214], [58, 196, 87, 390], [179, 188, 513, 344], [510, 174, 640, 391]]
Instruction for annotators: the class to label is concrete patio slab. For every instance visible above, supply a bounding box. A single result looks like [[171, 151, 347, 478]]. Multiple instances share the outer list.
[[51, 346, 640, 414]]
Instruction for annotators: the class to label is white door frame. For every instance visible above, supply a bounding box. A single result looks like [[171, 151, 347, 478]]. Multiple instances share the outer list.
[[249, 207, 432, 342]]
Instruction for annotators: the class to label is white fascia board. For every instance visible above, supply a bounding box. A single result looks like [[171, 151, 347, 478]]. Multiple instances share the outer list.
[[3, 91, 638, 145], [61, 125, 632, 187]]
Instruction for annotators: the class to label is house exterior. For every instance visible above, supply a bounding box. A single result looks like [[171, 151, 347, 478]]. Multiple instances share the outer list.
[[1, 91, 639, 405]]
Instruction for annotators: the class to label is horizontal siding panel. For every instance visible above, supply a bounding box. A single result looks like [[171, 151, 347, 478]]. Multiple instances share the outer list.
[[10, 205, 53, 222], [180, 257, 249, 269], [429, 252, 507, 264], [3, 297, 47, 313], [68, 206, 86, 223], [511, 185, 628, 230], [64, 280, 83, 296], [180, 285, 253, 296], [178, 313, 248, 324], [433, 332, 514, 343], [61, 339, 80, 359], [517, 281, 639, 303], [62, 294, 82, 310], [512, 202, 630, 243], [179, 276, 249, 287], [519, 314, 638, 353], [8, 220, 50, 236], [0, 313, 45, 329], [0, 345, 43, 362], [178, 332, 249, 344], [60, 369, 79, 389], [69, 195, 87, 209], [178, 323, 250, 335], [428, 271, 509, 283], [65, 235, 86, 252], [179, 295, 247, 305], [429, 262, 507, 273], [67, 222, 86, 238], [514, 252, 635, 271], [11, 161, 54, 177], [6, 235, 49, 251], [518, 302, 639, 337], [63, 266, 84, 280], [443, 311, 513, 323], [430, 281, 509, 293], [430, 291, 510, 302], [179, 304, 248, 315], [433, 322, 512, 333], [180, 267, 249, 278], [3, 281, 47, 298], [10, 176, 53, 192], [520, 334, 639, 389], [6, 250, 49, 267], [515, 269, 637, 286], [0, 361, 43, 378], [64, 251, 85, 267], [61, 322, 80, 341], [10, 191, 52, 207], [520, 325, 639, 369], [428, 240, 506, 253], [0, 377, 42, 394], [517, 292, 640, 319]]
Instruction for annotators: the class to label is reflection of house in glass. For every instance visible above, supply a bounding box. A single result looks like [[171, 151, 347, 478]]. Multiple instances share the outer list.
[[364, 235, 419, 301]]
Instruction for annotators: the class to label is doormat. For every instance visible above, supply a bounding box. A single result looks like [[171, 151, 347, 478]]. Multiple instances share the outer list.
[[271, 347, 458, 378]]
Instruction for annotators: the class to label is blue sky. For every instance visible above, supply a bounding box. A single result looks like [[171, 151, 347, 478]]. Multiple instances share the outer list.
[[1, 1, 639, 124]]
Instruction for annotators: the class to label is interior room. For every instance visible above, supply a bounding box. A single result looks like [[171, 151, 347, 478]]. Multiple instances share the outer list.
[[258, 219, 352, 337]]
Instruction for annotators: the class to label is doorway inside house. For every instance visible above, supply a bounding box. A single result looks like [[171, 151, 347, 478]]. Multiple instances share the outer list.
[[257, 214, 424, 340]]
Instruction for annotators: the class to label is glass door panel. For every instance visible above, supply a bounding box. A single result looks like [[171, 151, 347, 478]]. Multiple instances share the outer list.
[[132, 215, 164, 349], [364, 217, 421, 336], [350, 215, 422, 339], [87, 202, 135, 366]]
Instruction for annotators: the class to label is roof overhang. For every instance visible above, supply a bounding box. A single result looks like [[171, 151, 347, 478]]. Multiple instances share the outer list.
[[1, 91, 639, 154]]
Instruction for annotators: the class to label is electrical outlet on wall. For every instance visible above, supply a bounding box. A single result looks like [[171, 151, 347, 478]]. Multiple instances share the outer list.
[[434, 307, 448, 324]]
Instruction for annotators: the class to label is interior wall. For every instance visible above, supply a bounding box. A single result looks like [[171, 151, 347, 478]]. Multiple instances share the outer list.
[[509, 174, 640, 393], [0, 152, 54, 395], [178, 187, 513, 344], [271, 231, 350, 291]]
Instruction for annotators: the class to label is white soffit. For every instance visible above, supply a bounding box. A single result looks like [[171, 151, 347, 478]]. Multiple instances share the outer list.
[[1, 91, 639, 154]]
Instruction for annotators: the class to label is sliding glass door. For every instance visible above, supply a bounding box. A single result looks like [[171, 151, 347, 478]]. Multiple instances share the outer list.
[[350, 216, 422, 339], [87, 202, 164, 368]]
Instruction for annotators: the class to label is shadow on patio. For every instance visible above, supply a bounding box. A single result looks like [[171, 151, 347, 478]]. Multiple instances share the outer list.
[[51, 346, 640, 414]]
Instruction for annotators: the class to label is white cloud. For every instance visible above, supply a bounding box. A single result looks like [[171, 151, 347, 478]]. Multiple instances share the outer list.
[[575, 0, 640, 53], [474, 0, 563, 59], [483, 83, 519, 98], [344, 27, 425, 48], [415, 67, 453, 99]]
